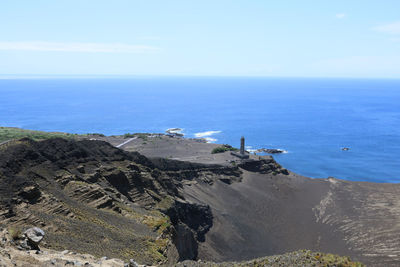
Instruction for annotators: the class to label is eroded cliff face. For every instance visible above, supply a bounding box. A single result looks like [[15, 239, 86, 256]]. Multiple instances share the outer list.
[[166, 200, 213, 260], [238, 158, 289, 175], [0, 138, 237, 264]]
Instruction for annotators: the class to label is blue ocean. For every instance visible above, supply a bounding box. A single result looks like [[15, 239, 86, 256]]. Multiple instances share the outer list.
[[1, 77, 399, 183]]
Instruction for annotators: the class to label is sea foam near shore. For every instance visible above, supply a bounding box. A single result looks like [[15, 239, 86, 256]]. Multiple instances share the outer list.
[[194, 130, 221, 143]]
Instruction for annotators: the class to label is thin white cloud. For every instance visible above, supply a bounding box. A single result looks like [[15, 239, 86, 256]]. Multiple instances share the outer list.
[[336, 13, 346, 19], [0, 41, 159, 53], [372, 21, 400, 35]]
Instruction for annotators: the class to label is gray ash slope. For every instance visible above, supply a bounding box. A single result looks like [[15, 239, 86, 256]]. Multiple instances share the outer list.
[[0, 137, 399, 266], [184, 162, 400, 266], [128, 135, 400, 267]]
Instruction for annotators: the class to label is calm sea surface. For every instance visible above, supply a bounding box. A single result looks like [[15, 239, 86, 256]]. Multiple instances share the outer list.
[[1, 77, 399, 182]]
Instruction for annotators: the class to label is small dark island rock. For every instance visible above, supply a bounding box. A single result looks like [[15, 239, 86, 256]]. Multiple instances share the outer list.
[[257, 148, 286, 154]]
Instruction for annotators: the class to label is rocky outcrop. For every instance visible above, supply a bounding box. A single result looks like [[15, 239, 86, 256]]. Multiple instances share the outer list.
[[148, 157, 243, 185], [166, 200, 213, 260], [238, 158, 289, 175], [19, 186, 41, 204], [24, 227, 45, 249], [256, 148, 286, 154]]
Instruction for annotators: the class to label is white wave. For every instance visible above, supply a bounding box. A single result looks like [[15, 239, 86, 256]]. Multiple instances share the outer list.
[[245, 146, 258, 153], [248, 147, 289, 154], [166, 128, 183, 134], [194, 130, 221, 138], [205, 137, 217, 143]]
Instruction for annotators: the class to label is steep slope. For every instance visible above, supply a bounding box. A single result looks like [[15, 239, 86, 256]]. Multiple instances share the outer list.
[[182, 161, 400, 267], [0, 138, 240, 265]]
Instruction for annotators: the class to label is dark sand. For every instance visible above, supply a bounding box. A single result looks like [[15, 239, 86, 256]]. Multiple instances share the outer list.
[[105, 134, 400, 267]]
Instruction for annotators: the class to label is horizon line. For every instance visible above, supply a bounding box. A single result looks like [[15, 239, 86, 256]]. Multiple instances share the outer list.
[[0, 74, 400, 80]]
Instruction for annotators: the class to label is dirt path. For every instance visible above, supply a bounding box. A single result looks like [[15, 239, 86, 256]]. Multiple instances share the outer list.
[[116, 137, 137, 148]]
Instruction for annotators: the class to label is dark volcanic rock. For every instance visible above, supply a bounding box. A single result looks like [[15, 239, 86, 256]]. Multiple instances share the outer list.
[[166, 200, 213, 260], [238, 158, 289, 175], [257, 148, 286, 154], [19, 185, 41, 203], [171, 223, 198, 261], [167, 200, 213, 242]]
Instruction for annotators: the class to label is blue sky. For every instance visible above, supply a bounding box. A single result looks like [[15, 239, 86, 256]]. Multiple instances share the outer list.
[[0, 0, 399, 78]]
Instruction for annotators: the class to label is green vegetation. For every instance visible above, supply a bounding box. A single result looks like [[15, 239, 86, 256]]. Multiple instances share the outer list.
[[66, 180, 90, 187], [155, 196, 175, 211], [142, 214, 171, 234], [145, 238, 169, 263], [120, 238, 168, 265], [86, 133, 105, 137], [135, 133, 149, 141], [8, 226, 22, 240], [123, 133, 136, 138], [211, 144, 239, 154], [0, 127, 77, 143], [123, 133, 149, 141], [0, 127, 113, 144]]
